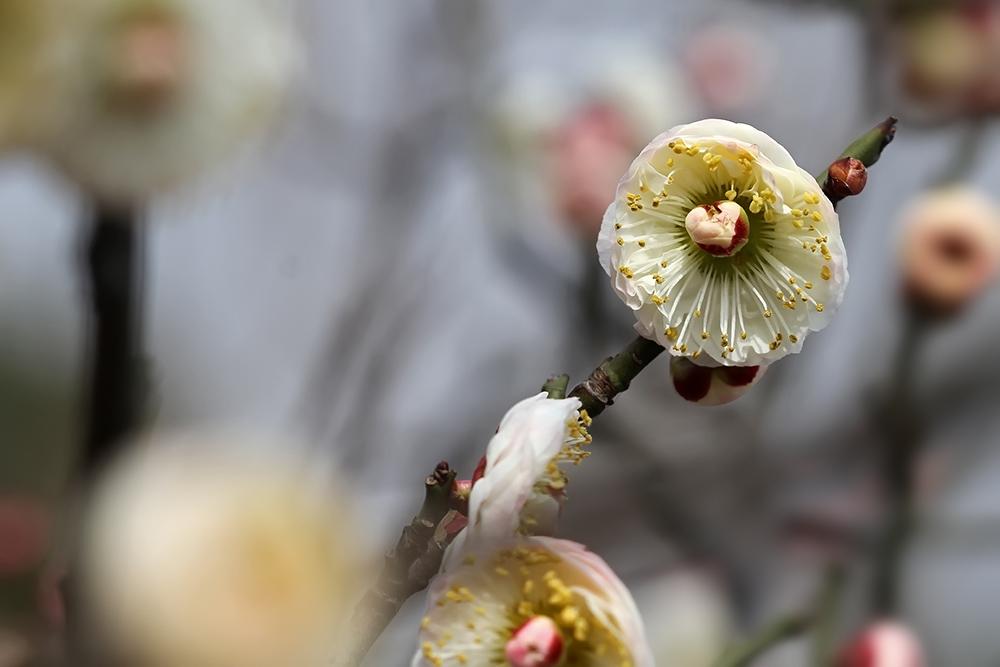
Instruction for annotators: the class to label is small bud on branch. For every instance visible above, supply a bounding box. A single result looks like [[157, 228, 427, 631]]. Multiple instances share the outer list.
[[825, 157, 869, 203], [817, 116, 897, 208]]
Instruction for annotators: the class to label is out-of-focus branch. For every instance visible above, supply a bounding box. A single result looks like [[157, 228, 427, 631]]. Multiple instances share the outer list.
[[812, 564, 848, 667], [80, 204, 146, 476], [715, 613, 811, 667], [871, 308, 928, 615], [714, 565, 845, 667], [338, 462, 456, 666], [568, 336, 664, 417]]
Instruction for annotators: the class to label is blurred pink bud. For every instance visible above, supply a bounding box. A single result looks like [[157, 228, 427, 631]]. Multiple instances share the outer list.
[[899, 188, 1000, 315], [0, 496, 49, 575], [683, 25, 772, 113], [670, 357, 764, 406], [505, 616, 565, 667], [838, 621, 925, 667], [546, 103, 636, 237]]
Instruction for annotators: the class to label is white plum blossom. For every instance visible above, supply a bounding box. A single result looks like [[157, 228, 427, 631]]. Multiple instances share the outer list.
[[445, 393, 591, 569], [414, 536, 653, 667], [37, 0, 297, 203], [81, 433, 354, 667], [598, 119, 848, 367]]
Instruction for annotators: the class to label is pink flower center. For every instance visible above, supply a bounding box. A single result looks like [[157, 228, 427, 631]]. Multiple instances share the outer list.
[[505, 616, 565, 667], [685, 201, 750, 256]]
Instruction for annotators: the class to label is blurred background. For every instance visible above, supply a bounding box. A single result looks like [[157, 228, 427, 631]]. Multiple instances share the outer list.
[[1, 0, 1000, 665]]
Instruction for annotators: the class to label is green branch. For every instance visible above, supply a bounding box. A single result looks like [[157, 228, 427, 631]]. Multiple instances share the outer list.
[[542, 374, 570, 399]]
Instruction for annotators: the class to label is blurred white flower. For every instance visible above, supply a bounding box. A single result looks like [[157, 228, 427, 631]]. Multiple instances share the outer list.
[[635, 569, 732, 667], [838, 620, 925, 667], [899, 187, 1000, 315], [669, 357, 765, 406], [598, 119, 848, 366], [81, 433, 354, 667], [38, 0, 297, 204], [414, 537, 653, 667], [445, 393, 591, 569]]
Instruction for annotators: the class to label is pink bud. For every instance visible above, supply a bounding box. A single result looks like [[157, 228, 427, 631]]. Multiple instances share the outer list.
[[838, 621, 925, 667], [547, 103, 636, 237], [505, 616, 565, 667]]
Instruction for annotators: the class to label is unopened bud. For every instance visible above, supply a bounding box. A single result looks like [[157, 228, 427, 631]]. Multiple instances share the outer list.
[[670, 357, 765, 406], [825, 157, 868, 202], [838, 621, 924, 667], [505, 616, 564, 667]]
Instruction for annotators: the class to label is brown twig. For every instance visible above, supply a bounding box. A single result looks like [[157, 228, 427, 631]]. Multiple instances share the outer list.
[[337, 462, 456, 665]]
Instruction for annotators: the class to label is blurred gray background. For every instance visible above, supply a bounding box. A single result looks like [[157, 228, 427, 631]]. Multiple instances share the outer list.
[[2, 0, 999, 665]]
